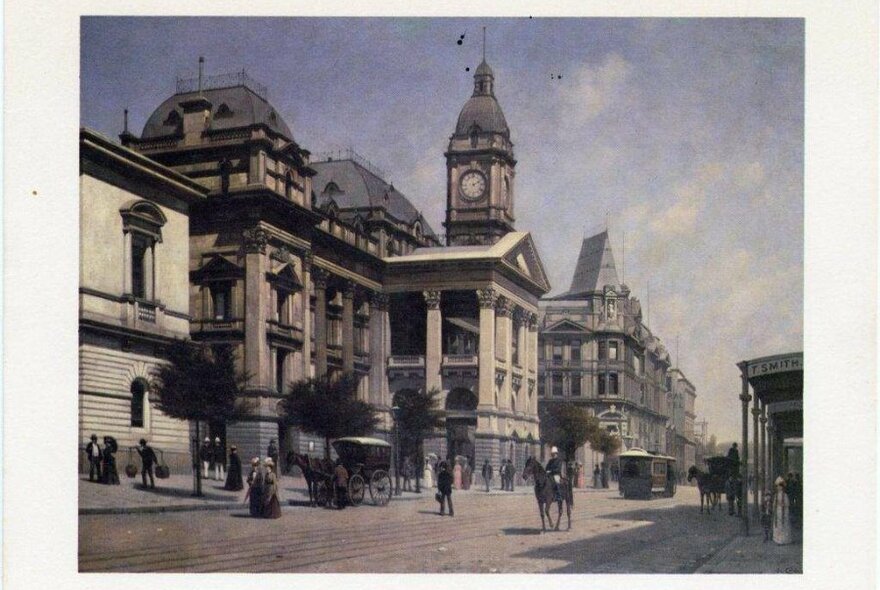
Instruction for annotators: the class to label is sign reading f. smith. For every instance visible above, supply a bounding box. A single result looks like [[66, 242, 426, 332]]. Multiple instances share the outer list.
[[746, 354, 803, 378]]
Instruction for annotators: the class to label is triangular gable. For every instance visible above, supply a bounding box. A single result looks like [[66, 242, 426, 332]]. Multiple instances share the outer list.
[[500, 233, 551, 294], [266, 263, 303, 292], [544, 319, 588, 333], [191, 255, 244, 282]]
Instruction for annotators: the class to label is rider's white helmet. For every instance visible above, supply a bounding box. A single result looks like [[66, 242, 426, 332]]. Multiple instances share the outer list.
[[551, 446, 559, 455]]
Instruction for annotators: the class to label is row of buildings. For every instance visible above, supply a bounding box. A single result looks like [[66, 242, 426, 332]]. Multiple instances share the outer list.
[[79, 58, 696, 474]]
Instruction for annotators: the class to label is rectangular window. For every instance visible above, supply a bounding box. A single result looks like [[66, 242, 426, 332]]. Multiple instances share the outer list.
[[276, 349, 287, 393], [276, 290, 288, 324], [609, 373, 619, 396], [552, 374, 564, 396], [538, 342, 545, 361], [598, 341, 607, 360], [634, 355, 642, 375], [598, 375, 606, 397], [570, 340, 581, 363], [538, 376, 546, 397], [511, 327, 520, 366], [609, 341, 619, 360], [131, 236, 149, 299], [570, 374, 581, 397], [212, 285, 232, 320], [552, 342, 563, 362]]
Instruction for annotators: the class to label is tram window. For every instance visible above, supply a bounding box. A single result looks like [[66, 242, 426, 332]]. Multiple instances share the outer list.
[[653, 462, 666, 475]]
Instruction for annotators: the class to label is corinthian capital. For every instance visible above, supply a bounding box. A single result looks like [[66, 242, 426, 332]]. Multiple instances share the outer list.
[[242, 227, 268, 254], [423, 290, 442, 310], [477, 288, 497, 309]]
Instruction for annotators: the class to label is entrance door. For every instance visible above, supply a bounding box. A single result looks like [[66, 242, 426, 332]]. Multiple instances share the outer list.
[[446, 419, 476, 467]]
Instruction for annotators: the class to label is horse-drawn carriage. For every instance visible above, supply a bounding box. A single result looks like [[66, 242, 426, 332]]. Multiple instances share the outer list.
[[687, 455, 735, 513], [617, 448, 677, 499]]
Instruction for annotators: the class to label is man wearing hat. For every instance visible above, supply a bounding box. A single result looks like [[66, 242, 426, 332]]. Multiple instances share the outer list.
[[213, 436, 226, 481], [545, 447, 564, 501], [199, 437, 212, 479], [267, 438, 280, 476], [136, 438, 157, 489], [85, 434, 103, 482]]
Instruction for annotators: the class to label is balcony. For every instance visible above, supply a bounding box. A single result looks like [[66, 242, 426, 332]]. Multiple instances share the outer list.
[[387, 355, 425, 380], [191, 318, 244, 334], [136, 301, 157, 324], [442, 354, 478, 367], [266, 319, 303, 342]]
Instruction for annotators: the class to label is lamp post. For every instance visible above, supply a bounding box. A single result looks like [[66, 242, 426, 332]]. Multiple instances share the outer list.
[[391, 405, 401, 496]]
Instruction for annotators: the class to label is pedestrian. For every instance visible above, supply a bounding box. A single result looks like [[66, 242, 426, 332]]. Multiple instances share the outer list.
[[481, 458, 493, 492], [402, 456, 412, 492], [224, 445, 243, 491], [462, 458, 472, 490], [499, 460, 507, 490], [423, 456, 435, 489], [267, 438, 279, 471], [213, 437, 226, 482], [245, 457, 264, 518], [199, 437, 212, 479], [136, 438, 157, 489], [101, 436, 120, 485], [761, 491, 773, 542], [772, 476, 793, 545], [453, 457, 463, 490], [507, 460, 517, 491], [262, 458, 282, 519], [85, 434, 103, 482], [610, 462, 619, 483], [593, 465, 602, 488], [333, 459, 349, 510], [725, 474, 738, 516], [791, 472, 803, 532], [600, 461, 609, 488], [436, 461, 454, 516]]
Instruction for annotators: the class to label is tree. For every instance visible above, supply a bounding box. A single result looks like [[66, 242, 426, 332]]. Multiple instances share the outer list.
[[589, 429, 622, 457], [540, 404, 601, 462], [394, 387, 445, 493], [706, 434, 719, 456], [280, 372, 380, 460], [153, 340, 251, 496]]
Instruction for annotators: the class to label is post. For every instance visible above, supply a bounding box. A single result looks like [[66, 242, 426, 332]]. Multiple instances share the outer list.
[[424, 290, 442, 393], [752, 401, 760, 514], [759, 402, 768, 493], [392, 406, 401, 496], [739, 367, 751, 535]]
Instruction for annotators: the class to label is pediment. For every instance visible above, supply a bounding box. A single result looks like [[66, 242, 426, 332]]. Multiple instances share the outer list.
[[191, 255, 243, 282], [267, 263, 303, 292], [544, 319, 588, 333], [500, 233, 551, 293]]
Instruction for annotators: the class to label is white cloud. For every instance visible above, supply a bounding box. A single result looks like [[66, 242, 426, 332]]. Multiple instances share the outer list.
[[558, 53, 634, 127]]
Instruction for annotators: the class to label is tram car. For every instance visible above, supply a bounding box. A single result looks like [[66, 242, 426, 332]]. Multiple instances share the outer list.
[[617, 448, 677, 499]]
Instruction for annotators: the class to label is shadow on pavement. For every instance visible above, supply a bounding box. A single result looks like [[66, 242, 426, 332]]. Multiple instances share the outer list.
[[124, 485, 234, 502], [501, 527, 543, 536]]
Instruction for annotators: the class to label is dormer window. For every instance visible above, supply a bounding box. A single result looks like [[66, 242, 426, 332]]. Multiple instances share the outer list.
[[469, 125, 480, 148], [324, 182, 340, 196], [163, 110, 181, 128], [413, 221, 422, 239], [214, 103, 234, 119]]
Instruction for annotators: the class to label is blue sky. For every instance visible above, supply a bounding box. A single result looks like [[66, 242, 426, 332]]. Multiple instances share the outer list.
[[81, 17, 804, 442]]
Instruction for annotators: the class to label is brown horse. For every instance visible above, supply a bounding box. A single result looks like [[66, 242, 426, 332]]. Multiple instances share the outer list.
[[522, 457, 573, 532], [687, 466, 721, 514], [287, 452, 328, 507]]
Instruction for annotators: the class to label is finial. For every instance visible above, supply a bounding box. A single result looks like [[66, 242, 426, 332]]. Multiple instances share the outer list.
[[198, 56, 205, 95], [123, 109, 129, 134], [482, 26, 487, 61]]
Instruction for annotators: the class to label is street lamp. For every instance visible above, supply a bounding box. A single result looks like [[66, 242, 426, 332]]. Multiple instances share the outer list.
[[391, 405, 401, 496]]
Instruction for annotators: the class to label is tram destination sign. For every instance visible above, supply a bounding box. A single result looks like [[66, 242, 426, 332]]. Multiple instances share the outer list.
[[747, 354, 803, 378]]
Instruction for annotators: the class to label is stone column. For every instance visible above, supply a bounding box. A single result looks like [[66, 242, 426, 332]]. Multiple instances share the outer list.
[[144, 244, 154, 300], [312, 267, 329, 377], [301, 253, 312, 379], [752, 400, 760, 514], [528, 313, 539, 417], [123, 231, 133, 294], [424, 290, 443, 394], [342, 281, 356, 373], [243, 227, 269, 391], [739, 368, 751, 534], [514, 308, 527, 368], [495, 296, 513, 411], [369, 293, 390, 407], [477, 288, 497, 409], [759, 402, 768, 493]]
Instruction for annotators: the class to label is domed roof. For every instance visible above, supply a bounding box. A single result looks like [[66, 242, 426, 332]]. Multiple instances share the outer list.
[[455, 95, 509, 135], [141, 85, 293, 141], [475, 59, 494, 77]]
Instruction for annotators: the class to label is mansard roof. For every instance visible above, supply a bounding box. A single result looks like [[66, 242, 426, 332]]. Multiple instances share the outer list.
[[554, 230, 620, 299]]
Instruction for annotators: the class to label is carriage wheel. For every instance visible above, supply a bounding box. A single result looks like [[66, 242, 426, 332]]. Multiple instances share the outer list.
[[369, 470, 393, 506], [349, 474, 366, 506], [316, 480, 332, 508]]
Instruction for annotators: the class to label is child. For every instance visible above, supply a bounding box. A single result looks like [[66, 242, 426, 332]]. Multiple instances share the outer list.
[[761, 491, 773, 542]]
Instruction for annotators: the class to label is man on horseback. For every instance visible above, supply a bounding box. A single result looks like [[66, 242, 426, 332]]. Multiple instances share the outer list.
[[545, 447, 564, 502]]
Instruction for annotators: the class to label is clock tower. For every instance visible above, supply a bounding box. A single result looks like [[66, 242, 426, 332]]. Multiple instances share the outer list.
[[444, 53, 516, 246]]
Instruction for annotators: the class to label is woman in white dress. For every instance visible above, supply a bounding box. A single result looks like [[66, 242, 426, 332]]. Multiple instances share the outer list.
[[772, 476, 793, 545], [422, 456, 434, 488]]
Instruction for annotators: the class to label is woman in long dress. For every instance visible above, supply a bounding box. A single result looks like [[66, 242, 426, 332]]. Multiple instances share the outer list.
[[224, 446, 243, 491], [772, 476, 793, 545], [262, 458, 282, 519], [422, 457, 434, 488], [245, 458, 263, 518], [101, 436, 120, 485]]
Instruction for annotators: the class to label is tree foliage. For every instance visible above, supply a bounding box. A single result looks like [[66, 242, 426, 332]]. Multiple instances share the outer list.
[[280, 372, 380, 459], [589, 428, 622, 457], [394, 387, 445, 460], [541, 404, 600, 460]]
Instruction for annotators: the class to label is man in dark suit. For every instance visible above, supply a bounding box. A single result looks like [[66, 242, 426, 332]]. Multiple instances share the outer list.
[[85, 434, 102, 482], [137, 438, 157, 489], [727, 443, 741, 477]]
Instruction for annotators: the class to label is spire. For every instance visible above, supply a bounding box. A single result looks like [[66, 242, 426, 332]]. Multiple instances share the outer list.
[[483, 26, 486, 61], [473, 26, 495, 97]]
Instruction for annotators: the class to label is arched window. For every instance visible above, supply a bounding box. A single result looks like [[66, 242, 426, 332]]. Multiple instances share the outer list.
[[215, 103, 234, 119], [163, 110, 181, 128], [469, 126, 480, 148], [130, 379, 148, 428], [120, 200, 167, 301]]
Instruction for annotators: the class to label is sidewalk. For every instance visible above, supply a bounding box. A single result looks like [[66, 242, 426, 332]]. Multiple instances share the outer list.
[[79, 474, 614, 515], [696, 531, 803, 573]]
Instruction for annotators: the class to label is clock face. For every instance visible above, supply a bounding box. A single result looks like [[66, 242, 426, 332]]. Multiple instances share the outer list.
[[459, 170, 487, 200]]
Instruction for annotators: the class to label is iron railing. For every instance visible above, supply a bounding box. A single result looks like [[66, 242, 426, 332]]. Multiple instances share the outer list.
[[176, 69, 268, 100]]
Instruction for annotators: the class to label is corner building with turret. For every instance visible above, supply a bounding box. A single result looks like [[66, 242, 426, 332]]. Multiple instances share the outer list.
[[79, 60, 549, 471]]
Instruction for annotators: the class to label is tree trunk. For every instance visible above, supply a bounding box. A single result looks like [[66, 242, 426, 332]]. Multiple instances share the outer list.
[[193, 421, 203, 497]]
